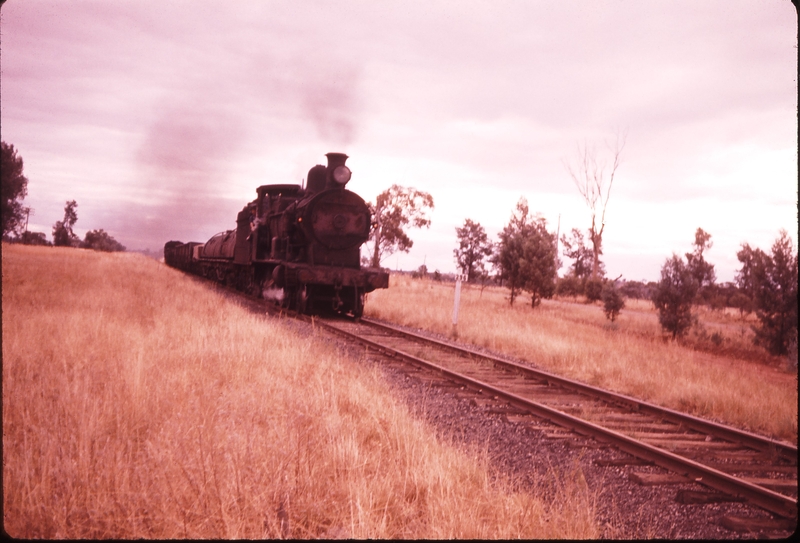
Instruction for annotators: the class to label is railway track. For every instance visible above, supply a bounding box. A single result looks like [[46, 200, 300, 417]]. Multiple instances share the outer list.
[[312, 315, 797, 524], [205, 278, 796, 534]]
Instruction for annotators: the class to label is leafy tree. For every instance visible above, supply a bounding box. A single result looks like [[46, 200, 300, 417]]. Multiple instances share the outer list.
[[618, 280, 655, 300], [584, 278, 604, 303], [368, 185, 434, 268], [494, 198, 532, 305], [494, 199, 529, 305], [556, 275, 582, 299], [520, 220, 557, 307], [412, 264, 428, 279], [454, 219, 493, 283], [652, 254, 697, 339], [494, 198, 556, 307], [1, 141, 29, 237], [735, 242, 768, 303], [737, 231, 798, 356], [52, 200, 80, 247], [560, 228, 595, 281], [558, 227, 607, 303], [601, 281, 625, 322], [81, 229, 126, 252], [685, 227, 716, 304], [563, 133, 625, 281], [18, 231, 50, 246]]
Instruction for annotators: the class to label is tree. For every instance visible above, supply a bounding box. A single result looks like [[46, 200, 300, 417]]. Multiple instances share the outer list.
[[652, 254, 697, 339], [494, 198, 531, 305], [685, 227, 716, 304], [494, 197, 556, 307], [617, 280, 655, 300], [1, 141, 29, 237], [368, 185, 434, 268], [737, 231, 798, 356], [560, 226, 607, 302], [18, 231, 50, 246], [520, 220, 557, 307], [584, 278, 604, 303], [735, 243, 768, 303], [556, 275, 582, 299], [601, 281, 625, 322], [560, 228, 596, 281], [454, 219, 494, 283], [729, 291, 755, 320], [564, 133, 625, 281], [81, 229, 126, 252], [52, 200, 80, 247]]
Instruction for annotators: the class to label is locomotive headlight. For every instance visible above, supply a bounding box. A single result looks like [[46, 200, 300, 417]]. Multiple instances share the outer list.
[[332, 165, 351, 185]]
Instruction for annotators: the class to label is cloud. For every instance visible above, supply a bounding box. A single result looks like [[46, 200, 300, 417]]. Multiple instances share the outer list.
[[298, 63, 363, 145], [2, 0, 795, 275]]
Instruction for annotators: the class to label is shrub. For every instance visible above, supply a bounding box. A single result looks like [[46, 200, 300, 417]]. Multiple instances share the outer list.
[[584, 278, 603, 303], [81, 229, 126, 252], [751, 232, 798, 357], [556, 275, 583, 299], [18, 231, 51, 246], [601, 282, 625, 322], [652, 254, 697, 339]]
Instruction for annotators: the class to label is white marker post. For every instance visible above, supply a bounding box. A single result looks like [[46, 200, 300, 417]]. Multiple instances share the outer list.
[[452, 274, 465, 336]]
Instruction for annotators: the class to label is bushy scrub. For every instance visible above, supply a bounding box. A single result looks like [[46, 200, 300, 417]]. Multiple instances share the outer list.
[[601, 281, 625, 322]]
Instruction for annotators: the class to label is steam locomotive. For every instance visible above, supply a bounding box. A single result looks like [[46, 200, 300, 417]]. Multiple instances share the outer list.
[[164, 152, 389, 317]]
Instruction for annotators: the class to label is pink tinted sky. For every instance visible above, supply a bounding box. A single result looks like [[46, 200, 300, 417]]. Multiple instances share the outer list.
[[1, 0, 796, 282]]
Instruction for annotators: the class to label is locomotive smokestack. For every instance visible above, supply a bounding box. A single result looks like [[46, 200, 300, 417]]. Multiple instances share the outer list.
[[326, 152, 348, 169], [325, 152, 352, 189]]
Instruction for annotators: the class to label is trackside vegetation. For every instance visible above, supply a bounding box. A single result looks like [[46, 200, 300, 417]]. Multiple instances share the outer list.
[[2, 244, 598, 539], [366, 273, 797, 443]]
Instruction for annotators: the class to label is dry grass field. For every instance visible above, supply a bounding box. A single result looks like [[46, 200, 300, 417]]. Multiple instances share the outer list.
[[2, 244, 598, 539], [366, 274, 797, 444]]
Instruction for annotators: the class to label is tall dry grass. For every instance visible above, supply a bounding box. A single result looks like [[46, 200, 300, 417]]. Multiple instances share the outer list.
[[366, 274, 797, 443], [2, 244, 598, 539]]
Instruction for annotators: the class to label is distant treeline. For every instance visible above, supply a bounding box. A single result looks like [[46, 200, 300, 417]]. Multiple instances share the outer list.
[[2, 141, 126, 253]]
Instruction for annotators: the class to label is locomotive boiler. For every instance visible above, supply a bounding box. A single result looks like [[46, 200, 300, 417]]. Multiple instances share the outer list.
[[164, 152, 388, 317]]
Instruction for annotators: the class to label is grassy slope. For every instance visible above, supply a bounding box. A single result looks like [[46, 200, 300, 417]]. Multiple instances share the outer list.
[[2, 244, 597, 539], [366, 274, 797, 443]]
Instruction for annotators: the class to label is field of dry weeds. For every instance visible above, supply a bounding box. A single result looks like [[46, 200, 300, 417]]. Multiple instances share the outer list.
[[2, 244, 597, 539]]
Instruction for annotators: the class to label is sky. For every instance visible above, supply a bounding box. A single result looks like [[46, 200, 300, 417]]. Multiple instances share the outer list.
[[1, 0, 797, 282]]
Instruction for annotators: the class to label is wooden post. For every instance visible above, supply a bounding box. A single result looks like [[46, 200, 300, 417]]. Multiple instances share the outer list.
[[452, 274, 465, 336]]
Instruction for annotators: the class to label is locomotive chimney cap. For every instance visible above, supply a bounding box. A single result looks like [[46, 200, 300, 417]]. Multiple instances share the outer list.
[[325, 152, 349, 162]]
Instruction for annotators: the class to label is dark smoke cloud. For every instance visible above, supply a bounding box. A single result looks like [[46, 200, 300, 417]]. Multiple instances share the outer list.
[[298, 64, 362, 145], [116, 103, 247, 248], [113, 54, 366, 250]]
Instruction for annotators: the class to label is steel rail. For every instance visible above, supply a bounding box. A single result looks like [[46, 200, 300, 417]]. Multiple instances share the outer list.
[[360, 317, 797, 461], [320, 317, 798, 519]]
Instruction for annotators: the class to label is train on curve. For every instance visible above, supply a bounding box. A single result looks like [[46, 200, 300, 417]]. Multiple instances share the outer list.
[[164, 152, 389, 317]]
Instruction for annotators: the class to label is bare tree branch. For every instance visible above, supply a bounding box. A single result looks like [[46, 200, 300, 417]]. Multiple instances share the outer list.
[[563, 130, 626, 280]]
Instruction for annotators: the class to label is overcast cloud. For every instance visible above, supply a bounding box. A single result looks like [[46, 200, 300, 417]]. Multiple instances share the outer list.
[[1, 0, 796, 281]]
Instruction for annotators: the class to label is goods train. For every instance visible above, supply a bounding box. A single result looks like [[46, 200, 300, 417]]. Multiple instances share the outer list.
[[164, 152, 389, 317]]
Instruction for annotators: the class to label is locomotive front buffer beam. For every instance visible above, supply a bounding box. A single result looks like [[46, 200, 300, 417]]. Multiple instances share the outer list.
[[272, 263, 389, 293]]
